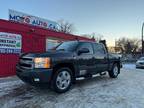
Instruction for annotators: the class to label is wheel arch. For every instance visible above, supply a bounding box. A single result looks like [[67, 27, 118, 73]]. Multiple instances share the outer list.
[[109, 61, 121, 73], [52, 62, 76, 80]]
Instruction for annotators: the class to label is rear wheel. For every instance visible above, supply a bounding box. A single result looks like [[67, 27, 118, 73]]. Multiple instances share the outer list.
[[109, 63, 119, 78], [51, 67, 72, 93]]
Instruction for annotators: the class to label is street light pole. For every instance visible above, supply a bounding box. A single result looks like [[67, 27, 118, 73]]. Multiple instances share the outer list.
[[142, 22, 144, 55]]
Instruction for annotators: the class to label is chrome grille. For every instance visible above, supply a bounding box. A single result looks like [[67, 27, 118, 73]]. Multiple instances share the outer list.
[[19, 57, 33, 69]]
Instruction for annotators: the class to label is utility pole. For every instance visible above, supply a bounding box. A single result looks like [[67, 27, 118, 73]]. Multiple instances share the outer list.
[[142, 23, 144, 55]]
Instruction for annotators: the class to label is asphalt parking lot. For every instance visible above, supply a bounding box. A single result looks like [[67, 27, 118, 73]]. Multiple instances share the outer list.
[[0, 64, 144, 108]]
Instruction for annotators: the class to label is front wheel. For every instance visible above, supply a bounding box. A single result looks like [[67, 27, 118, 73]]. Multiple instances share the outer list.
[[51, 67, 72, 93], [108, 63, 119, 78]]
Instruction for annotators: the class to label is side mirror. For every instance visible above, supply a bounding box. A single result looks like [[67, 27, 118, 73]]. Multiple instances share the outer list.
[[78, 48, 90, 55]]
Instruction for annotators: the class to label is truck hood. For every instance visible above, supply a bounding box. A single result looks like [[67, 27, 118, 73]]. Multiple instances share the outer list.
[[20, 50, 74, 58], [108, 53, 121, 59]]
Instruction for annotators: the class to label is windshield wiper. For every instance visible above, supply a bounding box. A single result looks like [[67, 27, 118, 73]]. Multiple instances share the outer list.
[[57, 49, 65, 51]]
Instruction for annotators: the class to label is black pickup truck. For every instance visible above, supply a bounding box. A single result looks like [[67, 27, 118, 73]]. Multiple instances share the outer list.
[[16, 41, 121, 93]]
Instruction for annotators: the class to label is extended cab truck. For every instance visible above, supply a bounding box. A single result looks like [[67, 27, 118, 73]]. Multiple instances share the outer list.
[[16, 41, 121, 93]]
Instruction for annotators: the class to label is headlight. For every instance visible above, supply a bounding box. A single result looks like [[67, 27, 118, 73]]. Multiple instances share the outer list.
[[34, 57, 51, 68]]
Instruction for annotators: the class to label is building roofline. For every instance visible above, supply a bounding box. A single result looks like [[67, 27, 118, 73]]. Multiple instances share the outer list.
[[0, 19, 95, 41]]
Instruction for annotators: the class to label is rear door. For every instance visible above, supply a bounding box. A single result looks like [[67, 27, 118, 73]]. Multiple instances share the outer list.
[[76, 42, 95, 76], [93, 43, 109, 72]]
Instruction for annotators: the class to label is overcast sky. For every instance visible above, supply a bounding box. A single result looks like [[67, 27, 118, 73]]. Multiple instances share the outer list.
[[0, 0, 144, 46]]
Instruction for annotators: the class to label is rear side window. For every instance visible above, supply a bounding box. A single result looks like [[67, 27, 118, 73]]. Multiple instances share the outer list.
[[77, 42, 94, 54], [93, 43, 106, 55]]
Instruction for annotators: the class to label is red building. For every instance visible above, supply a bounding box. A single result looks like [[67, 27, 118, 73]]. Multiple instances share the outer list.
[[0, 19, 94, 77]]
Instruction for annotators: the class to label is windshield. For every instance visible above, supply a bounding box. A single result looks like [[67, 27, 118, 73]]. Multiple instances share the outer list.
[[139, 57, 144, 60], [55, 41, 78, 52]]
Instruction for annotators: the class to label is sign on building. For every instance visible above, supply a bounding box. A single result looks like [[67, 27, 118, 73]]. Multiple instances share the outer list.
[[9, 9, 57, 30], [0, 32, 22, 54]]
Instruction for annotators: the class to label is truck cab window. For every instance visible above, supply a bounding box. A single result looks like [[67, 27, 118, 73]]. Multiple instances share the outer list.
[[93, 43, 106, 55], [77, 42, 93, 54]]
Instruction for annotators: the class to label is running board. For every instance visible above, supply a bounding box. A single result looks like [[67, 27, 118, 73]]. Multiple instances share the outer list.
[[76, 72, 106, 81]]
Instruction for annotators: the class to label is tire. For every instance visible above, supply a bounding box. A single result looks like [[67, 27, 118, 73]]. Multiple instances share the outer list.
[[51, 67, 72, 93], [109, 63, 119, 78]]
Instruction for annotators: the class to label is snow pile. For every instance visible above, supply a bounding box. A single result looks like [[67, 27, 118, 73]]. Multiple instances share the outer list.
[[0, 68, 144, 108]]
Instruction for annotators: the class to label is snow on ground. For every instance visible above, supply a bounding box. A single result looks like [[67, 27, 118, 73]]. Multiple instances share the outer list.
[[123, 63, 136, 70], [0, 67, 144, 108], [123, 63, 144, 71]]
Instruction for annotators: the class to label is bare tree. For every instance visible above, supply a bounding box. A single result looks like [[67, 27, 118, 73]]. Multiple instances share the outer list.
[[56, 19, 76, 34], [116, 37, 141, 54], [82, 33, 103, 42]]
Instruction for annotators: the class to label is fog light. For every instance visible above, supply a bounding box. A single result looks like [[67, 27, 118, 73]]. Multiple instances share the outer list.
[[34, 78, 40, 82]]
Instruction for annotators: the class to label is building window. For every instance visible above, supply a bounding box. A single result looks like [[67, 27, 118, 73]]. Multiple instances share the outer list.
[[46, 38, 61, 51]]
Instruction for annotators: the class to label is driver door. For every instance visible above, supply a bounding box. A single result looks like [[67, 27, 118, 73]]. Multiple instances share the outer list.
[[76, 42, 95, 76]]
